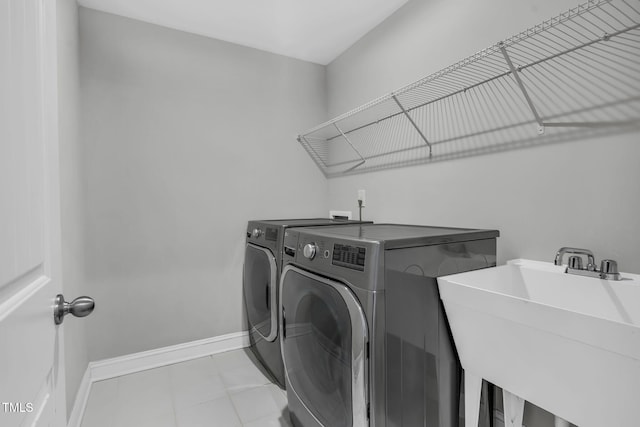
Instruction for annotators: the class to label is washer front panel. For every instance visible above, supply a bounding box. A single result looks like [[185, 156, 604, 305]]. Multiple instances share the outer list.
[[280, 265, 368, 427]]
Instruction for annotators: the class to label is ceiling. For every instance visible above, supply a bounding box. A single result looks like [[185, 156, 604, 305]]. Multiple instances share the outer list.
[[77, 0, 410, 65]]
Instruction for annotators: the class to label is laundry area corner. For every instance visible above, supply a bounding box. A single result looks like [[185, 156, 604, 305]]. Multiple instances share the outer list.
[[2, 1, 639, 427]]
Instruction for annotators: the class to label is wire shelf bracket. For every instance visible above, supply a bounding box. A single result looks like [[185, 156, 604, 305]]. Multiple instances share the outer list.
[[499, 43, 546, 134], [297, 0, 640, 177], [392, 94, 433, 156]]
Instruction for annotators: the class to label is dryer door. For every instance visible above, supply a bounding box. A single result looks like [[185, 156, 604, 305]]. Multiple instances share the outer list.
[[280, 265, 368, 427], [243, 244, 278, 341]]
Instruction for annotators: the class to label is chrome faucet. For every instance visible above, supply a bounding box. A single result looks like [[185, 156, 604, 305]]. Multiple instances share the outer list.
[[554, 247, 596, 270], [554, 247, 621, 280]]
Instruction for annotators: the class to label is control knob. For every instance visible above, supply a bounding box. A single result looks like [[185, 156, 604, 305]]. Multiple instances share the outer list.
[[601, 259, 619, 275], [303, 243, 318, 260], [251, 228, 263, 238]]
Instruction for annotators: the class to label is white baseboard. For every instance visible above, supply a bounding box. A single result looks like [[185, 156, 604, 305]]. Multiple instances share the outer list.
[[89, 331, 249, 381], [67, 331, 249, 427]]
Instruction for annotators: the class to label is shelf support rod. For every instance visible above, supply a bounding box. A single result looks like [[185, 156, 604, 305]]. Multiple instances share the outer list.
[[543, 119, 640, 129], [499, 42, 545, 135], [392, 94, 432, 157], [334, 123, 366, 172]]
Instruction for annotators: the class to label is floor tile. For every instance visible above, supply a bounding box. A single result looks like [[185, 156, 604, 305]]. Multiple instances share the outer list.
[[229, 385, 282, 424], [114, 407, 176, 427], [175, 396, 241, 427], [211, 349, 254, 372], [169, 356, 227, 409], [169, 356, 219, 379], [114, 366, 175, 427], [138, 411, 177, 427], [79, 348, 291, 427], [243, 412, 293, 427], [267, 384, 288, 414], [117, 365, 172, 396], [220, 363, 271, 393], [171, 371, 227, 410]]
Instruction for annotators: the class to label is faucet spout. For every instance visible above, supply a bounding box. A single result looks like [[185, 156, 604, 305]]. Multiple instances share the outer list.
[[554, 247, 622, 280], [554, 247, 595, 267]]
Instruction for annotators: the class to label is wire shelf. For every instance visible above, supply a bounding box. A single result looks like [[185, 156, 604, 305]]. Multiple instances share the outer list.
[[298, 0, 640, 177]]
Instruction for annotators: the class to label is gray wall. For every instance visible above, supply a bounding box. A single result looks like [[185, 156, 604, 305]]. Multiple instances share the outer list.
[[57, 0, 89, 416], [327, 0, 640, 273], [79, 8, 328, 361], [325, 0, 640, 426]]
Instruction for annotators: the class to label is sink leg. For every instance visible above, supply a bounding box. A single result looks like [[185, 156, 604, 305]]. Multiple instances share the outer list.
[[464, 371, 483, 427], [503, 390, 525, 427]]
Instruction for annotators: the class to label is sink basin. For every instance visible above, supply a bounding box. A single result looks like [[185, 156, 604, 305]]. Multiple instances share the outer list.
[[437, 259, 640, 427]]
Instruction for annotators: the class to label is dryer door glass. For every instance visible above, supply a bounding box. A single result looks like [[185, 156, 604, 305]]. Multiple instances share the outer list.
[[281, 268, 365, 427], [243, 244, 277, 341]]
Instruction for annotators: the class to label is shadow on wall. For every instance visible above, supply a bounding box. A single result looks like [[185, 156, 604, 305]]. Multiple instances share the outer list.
[[305, 122, 640, 178]]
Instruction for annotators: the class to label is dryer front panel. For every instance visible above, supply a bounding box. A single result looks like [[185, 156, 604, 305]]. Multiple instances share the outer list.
[[244, 244, 278, 341], [280, 266, 368, 427]]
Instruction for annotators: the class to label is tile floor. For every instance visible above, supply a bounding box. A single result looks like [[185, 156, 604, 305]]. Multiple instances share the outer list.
[[80, 349, 291, 427]]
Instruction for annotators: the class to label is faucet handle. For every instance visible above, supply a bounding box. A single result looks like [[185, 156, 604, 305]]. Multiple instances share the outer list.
[[567, 256, 583, 270], [600, 259, 619, 275]]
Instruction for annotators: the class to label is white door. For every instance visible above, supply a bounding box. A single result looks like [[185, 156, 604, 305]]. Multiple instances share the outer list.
[[0, 0, 67, 426]]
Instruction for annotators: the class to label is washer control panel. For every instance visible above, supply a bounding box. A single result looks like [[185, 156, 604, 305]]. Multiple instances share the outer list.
[[293, 231, 381, 291], [332, 244, 366, 271], [295, 235, 367, 272]]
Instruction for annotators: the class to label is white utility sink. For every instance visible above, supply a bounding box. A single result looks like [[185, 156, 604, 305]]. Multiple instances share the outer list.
[[437, 259, 640, 427]]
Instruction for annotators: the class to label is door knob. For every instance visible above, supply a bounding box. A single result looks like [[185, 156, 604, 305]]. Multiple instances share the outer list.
[[54, 294, 95, 325]]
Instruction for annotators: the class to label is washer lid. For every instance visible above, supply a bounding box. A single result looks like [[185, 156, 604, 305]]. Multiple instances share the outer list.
[[298, 223, 499, 249]]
